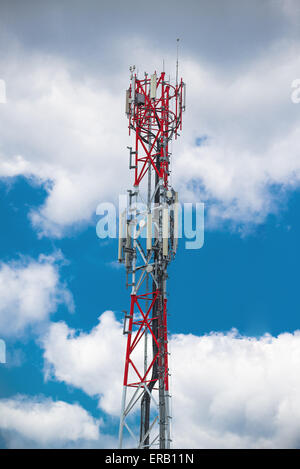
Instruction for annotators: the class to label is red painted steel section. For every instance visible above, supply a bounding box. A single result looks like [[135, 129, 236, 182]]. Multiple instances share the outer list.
[[128, 72, 184, 188], [123, 291, 169, 392], [123, 291, 162, 388]]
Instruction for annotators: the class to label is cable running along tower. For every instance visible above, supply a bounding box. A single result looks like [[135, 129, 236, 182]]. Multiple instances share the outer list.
[[118, 64, 186, 449]]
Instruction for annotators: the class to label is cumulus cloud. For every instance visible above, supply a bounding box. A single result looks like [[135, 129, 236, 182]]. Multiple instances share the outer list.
[[0, 395, 101, 448], [0, 3, 300, 235], [43, 311, 300, 448], [0, 253, 74, 337], [0, 51, 129, 237], [170, 329, 300, 448], [174, 43, 300, 228], [43, 311, 125, 416]]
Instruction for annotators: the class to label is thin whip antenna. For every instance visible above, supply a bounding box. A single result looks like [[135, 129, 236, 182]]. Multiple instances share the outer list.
[[176, 38, 180, 86]]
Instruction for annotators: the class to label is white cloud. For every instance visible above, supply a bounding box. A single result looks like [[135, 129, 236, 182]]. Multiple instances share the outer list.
[[170, 329, 300, 448], [43, 310, 125, 416], [174, 43, 300, 227], [43, 311, 300, 448], [0, 19, 300, 235], [0, 52, 129, 237], [0, 254, 74, 337], [0, 395, 101, 448]]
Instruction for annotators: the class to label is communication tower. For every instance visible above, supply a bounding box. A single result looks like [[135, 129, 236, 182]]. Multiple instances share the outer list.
[[118, 64, 186, 449]]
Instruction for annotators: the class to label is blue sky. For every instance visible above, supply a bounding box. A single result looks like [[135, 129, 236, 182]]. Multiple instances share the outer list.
[[1, 0, 300, 449]]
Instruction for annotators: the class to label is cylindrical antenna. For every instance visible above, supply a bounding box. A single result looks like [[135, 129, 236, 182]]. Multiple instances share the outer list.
[[176, 38, 180, 86]]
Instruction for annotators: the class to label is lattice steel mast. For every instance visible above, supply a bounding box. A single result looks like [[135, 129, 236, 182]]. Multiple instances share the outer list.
[[118, 65, 185, 449]]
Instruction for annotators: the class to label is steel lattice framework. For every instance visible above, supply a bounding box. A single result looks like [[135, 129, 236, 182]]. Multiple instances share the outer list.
[[118, 66, 185, 449]]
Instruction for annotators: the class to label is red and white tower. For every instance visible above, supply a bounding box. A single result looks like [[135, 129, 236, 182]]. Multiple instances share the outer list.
[[118, 64, 185, 449]]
